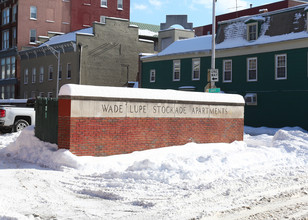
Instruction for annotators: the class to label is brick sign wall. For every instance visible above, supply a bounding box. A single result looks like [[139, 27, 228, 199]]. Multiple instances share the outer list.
[[58, 85, 245, 156]]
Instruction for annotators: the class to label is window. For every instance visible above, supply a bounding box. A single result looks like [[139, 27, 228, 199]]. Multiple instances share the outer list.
[[101, 0, 107, 7], [2, 30, 9, 49], [48, 92, 53, 98], [24, 92, 28, 99], [30, 6, 37, 19], [48, 65, 53, 80], [24, 69, 29, 84], [150, 69, 156, 82], [5, 57, 10, 79], [275, 54, 287, 80], [247, 58, 257, 81], [245, 93, 257, 105], [39, 92, 45, 97], [11, 57, 15, 78], [117, 0, 123, 9], [67, 63, 71, 79], [192, 58, 200, 80], [1, 59, 4, 79], [10, 85, 14, 99], [173, 60, 180, 81], [223, 60, 232, 82], [32, 68, 36, 83], [31, 91, 36, 98], [247, 23, 257, 41], [100, 16, 106, 24], [2, 8, 9, 25], [12, 5, 17, 22], [39, 66, 44, 82], [12, 27, 17, 47], [30, 29, 36, 43], [59, 64, 62, 80]]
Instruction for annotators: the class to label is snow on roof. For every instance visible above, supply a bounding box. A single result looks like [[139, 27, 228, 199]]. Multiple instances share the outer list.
[[244, 16, 266, 24], [156, 35, 212, 57], [59, 84, 244, 104], [39, 27, 93, 47]]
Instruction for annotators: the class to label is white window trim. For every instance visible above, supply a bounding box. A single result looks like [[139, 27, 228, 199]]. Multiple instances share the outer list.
[[192, 58, 200, 80], [223, 60, 232, 83], [247, 22, 258, 41], [117, 0, 123, 10], [39, 66, 44, 83], [275, 54, 287, 80], [150, 69, 156, 83], [30, 6, 37, 20], [245, 93, 257, 106], [173, 60, 181, 81], [247, 57, 258, 82], [32, 68, 36, 83], [101, 0, 107, 8], [48, 65, 53, 80]]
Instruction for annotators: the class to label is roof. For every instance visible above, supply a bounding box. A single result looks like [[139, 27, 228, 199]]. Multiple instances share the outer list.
[[39, 27, 93, 47], [143, 4, 308, 59], [130, 22, 159, 37]]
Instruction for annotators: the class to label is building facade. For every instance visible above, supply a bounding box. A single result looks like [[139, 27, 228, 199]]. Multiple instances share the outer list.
[[141, 4, 308, 130], [194, 0, 308, 36], [19, 18, 154, 98], [0, 0, 130, 99]]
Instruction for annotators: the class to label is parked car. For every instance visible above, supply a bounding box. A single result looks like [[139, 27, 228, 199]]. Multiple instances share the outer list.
[[0, 99, 35, 133]]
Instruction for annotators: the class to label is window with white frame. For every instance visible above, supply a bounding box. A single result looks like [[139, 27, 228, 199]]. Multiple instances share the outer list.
[[31, 91, 36, 98], [100, 16, 106, 24], [247, 57, 257, 81], [24, 92, 28, 99], [247, 23, 257, 41], [117, 0, 123, 9], [275, 54, 287, 80], [32, 68, 36, 83], [101, 0, 107, 7], [150, 69, 156, 82], [48, 92, 53, 98], [223, 60, 232, 82], [30, 6, 37, 19], [173, 60, 180, 81], [39, 92, 45, 97], [24, 69, 29, 84], [192, 58, 200, 80], [2, 8, 9, 25], [67, 63, 71, 79], [48, 65, 53, 80], [30, 29, 36, 43], [245, 93, 257, 105], [39, 66, 44, 82], [2, 30, 9, 49]]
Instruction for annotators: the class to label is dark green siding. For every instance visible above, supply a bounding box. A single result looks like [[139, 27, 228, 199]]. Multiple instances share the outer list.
[[141, 47, 308, 130]]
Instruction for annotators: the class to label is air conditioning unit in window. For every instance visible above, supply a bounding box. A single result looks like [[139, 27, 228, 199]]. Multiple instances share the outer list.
[[244, 93, 257, 105]]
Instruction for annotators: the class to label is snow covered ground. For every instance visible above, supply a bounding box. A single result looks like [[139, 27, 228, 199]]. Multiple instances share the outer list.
[[0, 126, 307, 220]]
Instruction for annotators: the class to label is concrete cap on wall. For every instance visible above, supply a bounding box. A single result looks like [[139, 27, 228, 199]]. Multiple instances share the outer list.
[[59, 84, 245, 105]]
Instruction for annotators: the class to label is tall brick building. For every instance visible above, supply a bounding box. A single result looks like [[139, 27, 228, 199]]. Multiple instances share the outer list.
[[0, 0, 130, 99]]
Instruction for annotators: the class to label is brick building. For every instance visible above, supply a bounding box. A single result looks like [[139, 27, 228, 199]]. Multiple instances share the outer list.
[[194, 0, 308, 36], [0, 0, 130, 99]]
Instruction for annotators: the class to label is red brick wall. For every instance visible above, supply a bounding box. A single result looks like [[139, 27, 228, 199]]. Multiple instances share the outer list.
[[58, 116, 244, 156]]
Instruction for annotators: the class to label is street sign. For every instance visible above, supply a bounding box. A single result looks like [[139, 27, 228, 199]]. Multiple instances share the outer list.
[[208, 88, 221, 93], [209, 69, 219, 82]]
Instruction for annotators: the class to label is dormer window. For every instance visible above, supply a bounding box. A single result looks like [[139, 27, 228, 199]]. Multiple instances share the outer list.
[[247, 23, 257, 41]]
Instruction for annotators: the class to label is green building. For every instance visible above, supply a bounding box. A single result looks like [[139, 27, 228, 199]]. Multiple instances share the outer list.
[[141, 4, 308, 130]]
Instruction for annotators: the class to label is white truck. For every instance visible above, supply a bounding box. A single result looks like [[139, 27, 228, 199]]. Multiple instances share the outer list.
[[0, 99, 35, 133]]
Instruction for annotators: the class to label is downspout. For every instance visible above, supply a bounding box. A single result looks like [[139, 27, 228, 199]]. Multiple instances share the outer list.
[[78, 43, 83, 85]]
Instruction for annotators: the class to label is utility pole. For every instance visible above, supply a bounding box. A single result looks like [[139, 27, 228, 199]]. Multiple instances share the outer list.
[[42, 43, 61, 98], [205, 0, 219, 92]]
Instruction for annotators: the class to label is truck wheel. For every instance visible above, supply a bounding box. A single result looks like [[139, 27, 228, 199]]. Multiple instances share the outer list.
[[14, 119, 29, 132]]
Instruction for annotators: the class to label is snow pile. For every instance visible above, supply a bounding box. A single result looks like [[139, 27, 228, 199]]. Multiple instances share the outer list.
[[0, 127, 80, 170]]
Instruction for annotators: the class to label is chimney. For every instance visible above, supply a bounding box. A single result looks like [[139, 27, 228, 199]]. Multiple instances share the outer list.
[[250, 4, 252, 8]]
